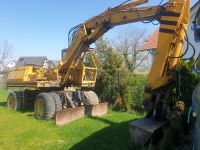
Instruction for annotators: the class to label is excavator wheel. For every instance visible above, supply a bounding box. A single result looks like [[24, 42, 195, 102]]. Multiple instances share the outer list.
[[49, 92, 62, 112], [34, 92, 55, 120], [7, 91, 21, 111], [82, 91, 99, 105]]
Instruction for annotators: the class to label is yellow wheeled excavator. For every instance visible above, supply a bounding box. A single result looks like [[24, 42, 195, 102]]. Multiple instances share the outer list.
[[6, 0, 192, 145]]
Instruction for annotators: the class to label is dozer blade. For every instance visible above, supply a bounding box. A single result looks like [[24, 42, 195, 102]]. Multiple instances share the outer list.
[[129, 117, 167, 145], [56, 102, 108, 126]]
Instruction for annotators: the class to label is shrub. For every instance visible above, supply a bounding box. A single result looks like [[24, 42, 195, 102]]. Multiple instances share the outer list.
[[93, 37, 129, 106], [92, 37, 147, 112], [169, 60, 200, 116], [155, 60, 200, 149], [178, 60, 200, 108], [122, 75, 146, 112], [94, 48, 126, 104]]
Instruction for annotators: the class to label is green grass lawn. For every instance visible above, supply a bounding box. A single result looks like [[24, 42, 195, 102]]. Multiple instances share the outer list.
[[0, 89, 143, 150]]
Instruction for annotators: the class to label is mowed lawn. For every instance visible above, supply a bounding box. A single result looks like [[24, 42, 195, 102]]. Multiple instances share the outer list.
[[0, 89, 143, 150]]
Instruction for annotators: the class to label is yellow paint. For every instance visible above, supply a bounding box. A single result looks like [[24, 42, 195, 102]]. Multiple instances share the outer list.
[[147, 0, 190, 89]]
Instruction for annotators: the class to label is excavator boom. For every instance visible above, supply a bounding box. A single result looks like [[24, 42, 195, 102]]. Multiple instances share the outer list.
[[57, 1, 159, 85]]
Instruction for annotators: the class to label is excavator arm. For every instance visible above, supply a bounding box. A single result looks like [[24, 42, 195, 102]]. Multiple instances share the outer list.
[[57, 0, 189, 96], [147, 0, 190, 90], [57, 0, 160, 84], [131, 0, 190, 145]]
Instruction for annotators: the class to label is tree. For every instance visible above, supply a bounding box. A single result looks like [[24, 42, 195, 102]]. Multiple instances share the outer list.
[[85, 37, 147, 111], [0, 40, 13, 71], [113, 27, 149, 72], [92, 37, 128, 106]]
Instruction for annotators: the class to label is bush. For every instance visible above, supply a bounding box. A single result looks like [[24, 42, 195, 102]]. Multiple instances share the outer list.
[[94, 49, 126, 104], [155, 60, 200, 149], [179, 60, 200, 108], [93, 37, 129, 106], [96, 72, 146, 112], [122, 75, 146, 112], [93, 37, 147, 112], [169, 60, 200, 115]]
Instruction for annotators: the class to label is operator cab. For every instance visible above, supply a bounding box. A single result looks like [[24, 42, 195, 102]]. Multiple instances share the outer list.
[[60, 48, 97, 87]]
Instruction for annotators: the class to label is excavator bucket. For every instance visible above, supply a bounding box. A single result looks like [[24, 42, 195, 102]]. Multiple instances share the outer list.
[[129, 117, 167, 144], [56, 102, 108, 126]]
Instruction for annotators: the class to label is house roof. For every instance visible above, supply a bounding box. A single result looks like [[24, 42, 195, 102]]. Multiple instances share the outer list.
[[139, 28, 159, 51], [16, 56, 47, 67]]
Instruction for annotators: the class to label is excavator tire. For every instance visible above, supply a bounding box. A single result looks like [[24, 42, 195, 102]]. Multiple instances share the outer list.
[[34, 92, 55, 120], [7, 91, 21, 111], [49, 92, 62, 112], [83, 91, 99, 105]]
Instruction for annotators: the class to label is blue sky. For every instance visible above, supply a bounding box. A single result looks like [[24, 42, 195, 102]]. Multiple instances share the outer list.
[[0, 0, 198, 60]]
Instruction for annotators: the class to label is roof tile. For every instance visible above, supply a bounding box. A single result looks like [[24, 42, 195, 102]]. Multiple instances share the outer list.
[[139, 28, 159, 51]]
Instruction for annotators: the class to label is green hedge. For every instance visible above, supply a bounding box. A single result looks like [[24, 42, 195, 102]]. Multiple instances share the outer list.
[[95, 72, 146, 112], [122, 75, 146, 112]]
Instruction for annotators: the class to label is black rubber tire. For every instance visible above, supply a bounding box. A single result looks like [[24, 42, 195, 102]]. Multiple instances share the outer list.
[[34, 92, 55, 120], [49, 92, 62, 112], [7, 91, 21, 111], [82, 91, 99, 105]]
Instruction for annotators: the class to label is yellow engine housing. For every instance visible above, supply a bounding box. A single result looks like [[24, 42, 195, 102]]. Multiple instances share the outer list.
[[6, 65, 61, 89]]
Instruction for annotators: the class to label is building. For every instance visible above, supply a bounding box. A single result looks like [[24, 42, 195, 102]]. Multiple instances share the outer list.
[[0, 60, 16, 72], [139, 28, 159, 67], [6, 61, 16, 68], [15, 56, 47, 67]]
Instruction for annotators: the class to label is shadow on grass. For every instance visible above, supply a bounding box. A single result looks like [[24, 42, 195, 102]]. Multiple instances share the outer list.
[[20, 106, 34, 113], [69, 116, 143, 150], [0, 101, 7, 107], [0, 99, 34, 114]]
